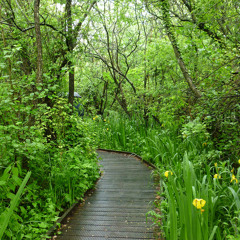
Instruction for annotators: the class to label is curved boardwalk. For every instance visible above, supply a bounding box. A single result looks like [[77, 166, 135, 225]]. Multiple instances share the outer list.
[[55, 150, 156, 240]]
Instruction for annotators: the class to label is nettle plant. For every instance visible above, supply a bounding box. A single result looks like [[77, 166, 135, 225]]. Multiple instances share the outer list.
[[0, 68, 99, 238], [181, 117, 210, 144], [180, 117, 222, 167]]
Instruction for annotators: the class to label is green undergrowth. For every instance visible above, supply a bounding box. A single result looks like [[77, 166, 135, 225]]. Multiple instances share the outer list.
[[0, 81, 100, 239], [90, 111, 240, 240]]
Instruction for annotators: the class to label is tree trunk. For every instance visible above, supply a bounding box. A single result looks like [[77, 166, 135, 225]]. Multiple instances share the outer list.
[[160, 0, 201, 98], [34, 0, 43, 84], [0, 5, 12, 81], [115, 85, 131, 117], [66, 0, 74, 107]]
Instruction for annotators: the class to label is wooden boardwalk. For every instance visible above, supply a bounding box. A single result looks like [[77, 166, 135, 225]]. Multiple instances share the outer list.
[[55, 150, 156, 240]]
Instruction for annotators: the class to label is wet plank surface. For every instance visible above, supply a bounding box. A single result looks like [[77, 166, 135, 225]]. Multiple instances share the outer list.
[[55, 150, 156, 240]]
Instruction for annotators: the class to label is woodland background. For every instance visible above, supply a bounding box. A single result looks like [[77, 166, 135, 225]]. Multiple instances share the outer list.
[[0, 0, 239, 239]]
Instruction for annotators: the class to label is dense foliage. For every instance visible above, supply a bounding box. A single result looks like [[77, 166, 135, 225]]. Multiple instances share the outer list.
[[91, 113, 240, 239], [0, 73, 99, 238], [82, 0, 240, 238], [0, 0, 239, 239], [0, 1, 99, 239]]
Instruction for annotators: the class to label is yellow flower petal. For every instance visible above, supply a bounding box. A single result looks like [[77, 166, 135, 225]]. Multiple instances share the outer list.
[[164, 171, 173, 178], [214, 174, 221, 179], [192, 199, 198, 208], [200, 199, 206, 208], [193, 198, 206, 209], [231, 175, 238, 183], [196, 201, 201, 209]]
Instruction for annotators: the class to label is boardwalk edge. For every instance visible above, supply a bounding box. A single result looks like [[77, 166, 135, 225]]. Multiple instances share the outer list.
[[97, 148, 156, 169]]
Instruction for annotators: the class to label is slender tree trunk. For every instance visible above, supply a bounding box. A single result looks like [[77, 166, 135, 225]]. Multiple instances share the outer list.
[[99, 80, 108, 115], [143, 24, 150, 126], [66, 0, 74, 107], [56, 1, 97, 82], [115, 83, 131, 117], [160, 0, 201, 98], [34, 0, 43, 84], [106, 60, 131, 116], [0, 5, 12, 81]]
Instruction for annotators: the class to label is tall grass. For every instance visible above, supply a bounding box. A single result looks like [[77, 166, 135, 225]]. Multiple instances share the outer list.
[[91, 112, 240, 239], [162, 153, 219, 240]]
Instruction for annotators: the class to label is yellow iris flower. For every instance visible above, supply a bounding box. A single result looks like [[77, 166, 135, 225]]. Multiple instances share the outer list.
[[192, 198, 206, 210], [231, 175, 238, 183], [164, 171, 173, 178], [214, 174, 221, 179]]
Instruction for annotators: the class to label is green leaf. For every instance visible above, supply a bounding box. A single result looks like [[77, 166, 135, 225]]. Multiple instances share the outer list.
[[0, 181, 6, 186], [7, 192, 16, 200], [228, 187, 240, 210], [209, 226, 218, 240], [0, 171, 31, 239], [38, 222, 48, 229]]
